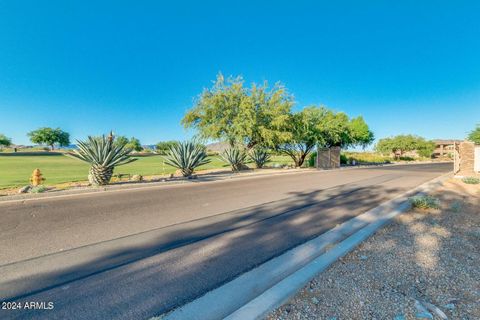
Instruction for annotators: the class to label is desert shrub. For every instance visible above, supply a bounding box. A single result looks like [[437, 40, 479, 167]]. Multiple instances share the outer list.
[[30, 185, 47, 193], [308, 151, 317, 167], [449, 201, 463, 213], [399, 156, 415, 161], [221, 147, 247, 171], [206, 150, 219, 156], [164, 141, 210, 177], [342, 152, 391, 165], [462, 177, 480, 184], [156, 141, 178, 155], [410, 195, 440, 210], [249, 148, 271, 168]]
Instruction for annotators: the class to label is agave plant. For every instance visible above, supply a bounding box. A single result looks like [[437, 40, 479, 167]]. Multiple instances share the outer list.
[[221, 147, 247, 171], [249, 147, 271, 168], [68, 135, 137, 186], [164, 140, 210, 177]]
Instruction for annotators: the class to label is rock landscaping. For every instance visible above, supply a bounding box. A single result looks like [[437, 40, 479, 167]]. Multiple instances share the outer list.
[[268, 178, 480, 320]]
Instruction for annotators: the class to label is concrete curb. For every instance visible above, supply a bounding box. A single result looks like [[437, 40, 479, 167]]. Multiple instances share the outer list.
[[162, 171, 451, 320]]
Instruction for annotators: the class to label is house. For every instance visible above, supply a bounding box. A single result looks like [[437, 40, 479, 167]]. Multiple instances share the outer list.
[[433, 139, 463, 158]]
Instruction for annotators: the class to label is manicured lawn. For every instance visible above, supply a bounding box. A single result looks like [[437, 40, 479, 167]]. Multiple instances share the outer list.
[[0, 153, 293, 189]]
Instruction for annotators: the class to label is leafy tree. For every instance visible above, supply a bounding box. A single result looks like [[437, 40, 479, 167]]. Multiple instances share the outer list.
[[276, 107, 327, 167], [112, 135, 142, 152], [182, 73, 293, 149], [27, 127, 70, 150], [346, 116, 375, 148], [0, 134, 12, 149], [276, 106, 374, 167], [125, 137, 143, 152], [468, 124, 480, 144], [114, 135, 129, 147], [156, 141, 178, 155], [417, 140, 436, 158], [375, 135, 435, 159]]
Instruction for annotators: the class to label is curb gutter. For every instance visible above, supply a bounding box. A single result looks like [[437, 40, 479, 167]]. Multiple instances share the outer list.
[[162, 171, 452, 320]]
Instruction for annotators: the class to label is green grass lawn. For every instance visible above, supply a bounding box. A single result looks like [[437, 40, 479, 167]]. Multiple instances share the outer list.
[[0, 153, 293, 189]]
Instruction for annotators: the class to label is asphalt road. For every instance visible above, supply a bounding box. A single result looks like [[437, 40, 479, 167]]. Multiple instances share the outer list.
[[0, 163, 451, 320]]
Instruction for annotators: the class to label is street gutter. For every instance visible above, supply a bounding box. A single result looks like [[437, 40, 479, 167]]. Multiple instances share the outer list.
[[161, 171, 452, 320]]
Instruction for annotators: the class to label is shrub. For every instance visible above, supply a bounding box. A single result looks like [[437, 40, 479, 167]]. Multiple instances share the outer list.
[[156, 141, 178, 155], [221, 147, 247, 171], [249, 148, 271, 168], [410, 195, 440, 210], [164, 141, 210, 177], [462, 177, 480, 184], [67, 134, 137, 185], [308, 151, 317, 167], [449, 200, 463, 213], [342, 152, 391, 165], [30, 185, 47, 193]]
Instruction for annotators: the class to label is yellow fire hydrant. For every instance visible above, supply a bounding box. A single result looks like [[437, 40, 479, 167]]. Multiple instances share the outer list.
[[30, 168, 45, 186]]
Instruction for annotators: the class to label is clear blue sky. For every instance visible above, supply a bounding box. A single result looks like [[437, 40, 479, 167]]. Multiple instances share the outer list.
[[0, 1, 479, 146]]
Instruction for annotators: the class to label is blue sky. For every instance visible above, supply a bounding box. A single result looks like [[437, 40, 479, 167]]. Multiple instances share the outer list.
[[0, 1, 479, 146]]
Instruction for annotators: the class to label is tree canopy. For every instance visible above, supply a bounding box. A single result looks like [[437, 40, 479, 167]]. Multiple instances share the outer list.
[[0, 134, 12, 148], [375, 135, 435, 158], [467, 124, 480, 144], [114, 135, 129, 148], [125, 137, 142, 152], [182, 74, 293, 149], [27, 127, 70, 150], [277, 106, 374, 167], [113, 136, 143, 152], [156, 141, 178, 154]]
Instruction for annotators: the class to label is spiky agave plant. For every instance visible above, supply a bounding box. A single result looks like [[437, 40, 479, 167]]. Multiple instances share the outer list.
[[249, 147, 271, 169], [221, 147, 247, 171], [68, 135, 137, 186], [164, 141, 210, 177]]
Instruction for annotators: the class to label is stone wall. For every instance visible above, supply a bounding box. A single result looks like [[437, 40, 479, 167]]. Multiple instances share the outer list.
[[456, 141, 479, 177]]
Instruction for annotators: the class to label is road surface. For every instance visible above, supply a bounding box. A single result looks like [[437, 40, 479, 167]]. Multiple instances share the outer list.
[[0, 163, 451, 319]]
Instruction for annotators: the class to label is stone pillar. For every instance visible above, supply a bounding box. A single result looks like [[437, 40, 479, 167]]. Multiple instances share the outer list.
[[457, 141, 479, 176]]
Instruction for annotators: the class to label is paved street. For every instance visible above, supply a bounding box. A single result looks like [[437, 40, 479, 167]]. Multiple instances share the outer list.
[[0, 163, 451, 320]]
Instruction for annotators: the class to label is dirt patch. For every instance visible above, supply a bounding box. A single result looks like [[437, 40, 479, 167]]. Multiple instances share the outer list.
[[268, 178, 480, 320]]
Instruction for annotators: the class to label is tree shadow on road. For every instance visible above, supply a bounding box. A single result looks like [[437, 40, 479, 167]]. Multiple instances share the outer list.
[[2, 182, 412, 320]]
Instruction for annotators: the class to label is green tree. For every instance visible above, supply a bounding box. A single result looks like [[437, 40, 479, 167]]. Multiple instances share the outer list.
[[276, 106, 327, 167], [27, 127, 70, 150], [417, 140, 436, 158], [0, 134, 12, 149], [346, 116, 375, 148], [114, 135, 129, 147], [156, 141, 178, 155], [468, 124, 480, 144], [375, 135, 434, 159], [276, 106, 374, 167], [125, 137, 143, 152], [182, 73, 293, 149]]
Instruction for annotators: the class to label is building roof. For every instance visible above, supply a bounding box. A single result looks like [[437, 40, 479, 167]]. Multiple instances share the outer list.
[[434, 139, 463, 145]]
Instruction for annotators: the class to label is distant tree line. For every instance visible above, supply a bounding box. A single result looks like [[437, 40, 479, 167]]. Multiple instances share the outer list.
[[375, 135, 436, 159]]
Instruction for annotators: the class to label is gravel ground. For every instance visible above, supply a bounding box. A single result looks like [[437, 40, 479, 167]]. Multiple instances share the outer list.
[[267, 178, 480, 320]]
